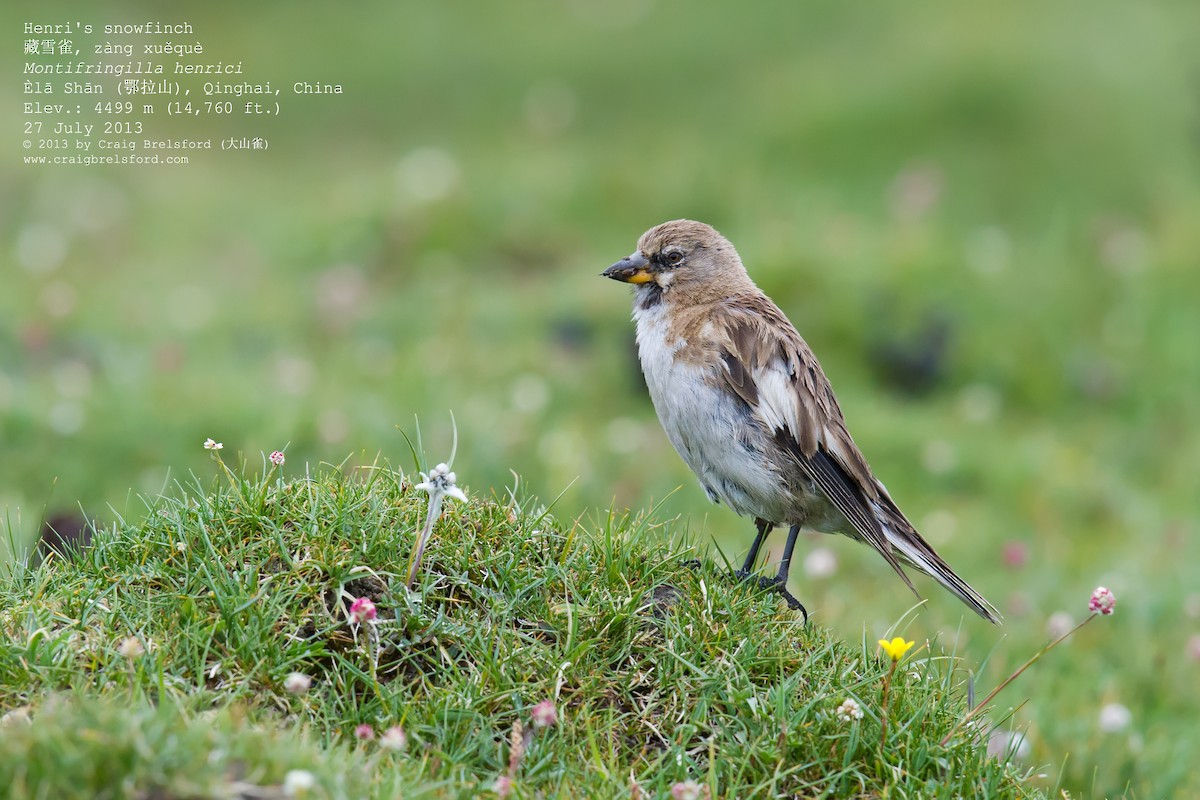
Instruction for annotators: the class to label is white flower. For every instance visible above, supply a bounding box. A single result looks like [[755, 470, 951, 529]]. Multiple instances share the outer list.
[[283, 769, 316, 796], [415, 462, 468, 503], [987, 729, 1031, 760], [118, 636, 145, 659], [1, 707, 32, 727], [380, 725, 407, 750], [835, 698, 863, 723], [407, 460, 468, 589], [803, 547, 837, 579], [1046, 611, 1075, 640], [1098, 702, 1132, 733], [203, 438, 223, 451], [283, 672, 312, 695]]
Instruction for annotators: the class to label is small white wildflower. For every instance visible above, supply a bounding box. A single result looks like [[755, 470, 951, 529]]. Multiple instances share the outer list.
[[987, 729, 1031, 760], [407, 459, 468, 589], [283, 672, 312, 695], [803, 547, 837, 579], [269, 450, 286, 466], [415, 462, 468, 503], [1098, 702, 1132, 733], [1046, 611, 1075, 640], [175, 541, 187, 553], [835, 697, 863, 723], [283, 769, 316, 796], [118, 636, 145, 659], [1, 706, 32, 727], [203, 438, 223, 451], [380, 725, 407, 750]]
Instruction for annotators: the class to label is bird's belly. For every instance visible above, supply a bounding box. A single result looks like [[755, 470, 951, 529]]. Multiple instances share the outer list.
[[641, 355, 795, 523]]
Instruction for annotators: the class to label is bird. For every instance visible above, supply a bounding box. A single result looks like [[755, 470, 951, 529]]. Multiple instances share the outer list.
[[602, 220, 1000, 624]]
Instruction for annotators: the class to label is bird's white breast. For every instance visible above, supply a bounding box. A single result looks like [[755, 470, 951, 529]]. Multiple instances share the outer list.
[[631, 296, 792, 522]]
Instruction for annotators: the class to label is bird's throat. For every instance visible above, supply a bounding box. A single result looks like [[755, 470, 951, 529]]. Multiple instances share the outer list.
[[636, 283, 664, 310]]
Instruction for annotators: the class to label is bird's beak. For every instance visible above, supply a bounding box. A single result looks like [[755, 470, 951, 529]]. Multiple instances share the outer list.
[[602, 251, 654, 284]]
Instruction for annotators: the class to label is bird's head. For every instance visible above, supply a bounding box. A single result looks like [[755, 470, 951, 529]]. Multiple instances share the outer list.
[[602, 219, 751, 302]]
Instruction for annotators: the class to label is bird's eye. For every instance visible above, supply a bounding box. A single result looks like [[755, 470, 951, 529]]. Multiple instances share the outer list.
[[664, 250, 684, 266]]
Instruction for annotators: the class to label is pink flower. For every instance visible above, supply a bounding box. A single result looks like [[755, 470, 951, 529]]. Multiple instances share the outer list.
[[354, 723, 374, 740], [380, 726, 407, 750], [493, 775, 513, 798], [270, 450, 286, 466], [349, 596, 377, 625], [1089, 586, 1116, 616], [671, 781, 703, 800], [531, 699, 557, 728], [1001, 541, 1029, 570]]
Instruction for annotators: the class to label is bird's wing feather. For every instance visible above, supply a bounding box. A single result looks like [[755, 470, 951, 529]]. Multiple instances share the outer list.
[[716, 297, 917, 590]]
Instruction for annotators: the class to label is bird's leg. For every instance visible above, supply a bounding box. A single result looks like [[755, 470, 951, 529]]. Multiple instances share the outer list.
[[735, 518, 773, 580], [757, 524, 808, 621]]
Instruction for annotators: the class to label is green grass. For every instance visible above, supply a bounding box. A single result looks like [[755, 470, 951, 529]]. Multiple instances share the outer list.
[[2, 459, 1042, 798]]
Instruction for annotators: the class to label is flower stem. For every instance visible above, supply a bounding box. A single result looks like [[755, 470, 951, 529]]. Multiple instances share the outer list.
[[211, 453, 241, 493], [406, 492, 444, 589], [940, 613, 1096, 746], [879, 658, 898, 752]]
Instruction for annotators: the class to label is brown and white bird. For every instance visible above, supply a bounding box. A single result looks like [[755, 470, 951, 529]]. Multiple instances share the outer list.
[[603, 220, 1000, 623]]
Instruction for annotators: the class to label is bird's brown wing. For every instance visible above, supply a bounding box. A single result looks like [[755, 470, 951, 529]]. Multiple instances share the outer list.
[[716, 296, 919, 592]]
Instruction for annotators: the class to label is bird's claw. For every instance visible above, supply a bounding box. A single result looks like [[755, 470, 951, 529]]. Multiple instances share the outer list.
[[679, 558, 703, 571], [756, 576, 809, 622]]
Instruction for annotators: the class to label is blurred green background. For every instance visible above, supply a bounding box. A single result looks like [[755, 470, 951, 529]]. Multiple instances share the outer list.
[[4, 1, 1199, 795]]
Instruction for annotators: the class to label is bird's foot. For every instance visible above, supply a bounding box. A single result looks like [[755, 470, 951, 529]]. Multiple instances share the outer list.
[[756, 576, 809, 622], [679, 558, 703, 571]]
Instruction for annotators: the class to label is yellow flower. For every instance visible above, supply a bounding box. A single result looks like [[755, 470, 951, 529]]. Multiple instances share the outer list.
[[878, 636, 915, 661]]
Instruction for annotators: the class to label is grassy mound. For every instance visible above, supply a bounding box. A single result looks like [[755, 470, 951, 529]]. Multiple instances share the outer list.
[[0, 460, 1040, 798]]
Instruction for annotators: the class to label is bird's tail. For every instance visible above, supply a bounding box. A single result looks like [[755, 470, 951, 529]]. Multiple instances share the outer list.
[[875, 502, 1001, 624]]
